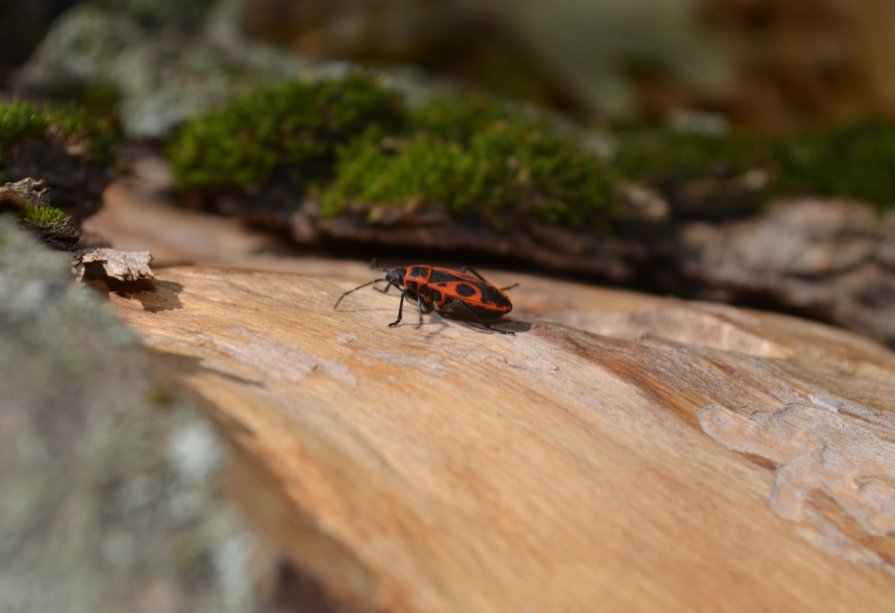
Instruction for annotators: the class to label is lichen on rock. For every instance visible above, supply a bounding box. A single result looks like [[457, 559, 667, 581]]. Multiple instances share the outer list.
[[0, 217, 257, 612], [13, 3, 348, 139]]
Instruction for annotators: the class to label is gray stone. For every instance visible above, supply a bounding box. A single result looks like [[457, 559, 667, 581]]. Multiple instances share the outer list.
[[0, 217, 258, 613], [15, 4, 308, 139], [15, 3, 440, 140]]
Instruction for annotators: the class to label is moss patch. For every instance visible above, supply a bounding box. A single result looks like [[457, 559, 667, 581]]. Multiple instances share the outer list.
[[0, 98, 114, 167], [0, 98, 116, 224], [613, 116, 895, 211], [166, 71, 895, 233], [409, 93, 519, 142], [770, 116, 895, 207], [1, 178, 80, 250], [21, 203, 71, 227], [167, 80, 618, 229], [613, 122, 766, 187], [167, 73, 405, 191], [321, 111, 617, 229], [0, 100, 51, 151]]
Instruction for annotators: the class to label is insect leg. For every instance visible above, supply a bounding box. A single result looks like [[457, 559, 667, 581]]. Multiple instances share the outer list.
[[388, 291, 407, 327], [448, 299, 514, 335], [460, 266, 518, 291], [415, 294, 428, 328], [460, 266, 488, 281], [334, 278, 388, 309], [373, 282, 394, 294]]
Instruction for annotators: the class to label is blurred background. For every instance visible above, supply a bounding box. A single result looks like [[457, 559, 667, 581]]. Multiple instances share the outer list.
[[4, 0, 895, 131]]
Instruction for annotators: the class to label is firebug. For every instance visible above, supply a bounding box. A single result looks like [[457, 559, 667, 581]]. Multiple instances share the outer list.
[[334, 264, 518, 334]]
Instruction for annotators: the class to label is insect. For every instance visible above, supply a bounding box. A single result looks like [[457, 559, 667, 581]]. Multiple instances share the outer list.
[[334, 264, 518, 334]]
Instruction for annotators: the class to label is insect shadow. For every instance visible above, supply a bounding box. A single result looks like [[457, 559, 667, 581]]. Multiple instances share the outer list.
[[391, 310, 532, 336]]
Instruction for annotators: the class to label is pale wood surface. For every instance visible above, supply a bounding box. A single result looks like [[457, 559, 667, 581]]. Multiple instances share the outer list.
[[102, 261, 895, 612]]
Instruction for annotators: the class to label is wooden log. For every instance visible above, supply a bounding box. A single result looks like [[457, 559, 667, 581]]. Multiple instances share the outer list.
[[101, 264, 895, 612], [89, 178, 895, 347]]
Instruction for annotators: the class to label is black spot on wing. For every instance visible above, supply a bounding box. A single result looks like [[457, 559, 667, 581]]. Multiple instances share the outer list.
[[455, 283, 476, 297], [482, 285, 511, 307], [430, 269, 465, 283], [409, 266, 430, 280]]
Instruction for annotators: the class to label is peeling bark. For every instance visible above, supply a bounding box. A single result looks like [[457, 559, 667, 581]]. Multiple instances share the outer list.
[[73, 247, 154, 281]]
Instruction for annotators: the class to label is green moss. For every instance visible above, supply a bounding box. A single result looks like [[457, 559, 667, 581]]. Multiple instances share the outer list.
[[168, 81, 617, 229], [321, 109, 617, 229], [613, 122, 765, 186], [20, 204, 71, 227], [410, 93, 518, 142], [0, 98, 114, 167], [72, 82, 124, 119], [0, 99, 52, 156], [614, 115, 895, 211], [167, 73, 406, 190], [770, 116, 895, 208]]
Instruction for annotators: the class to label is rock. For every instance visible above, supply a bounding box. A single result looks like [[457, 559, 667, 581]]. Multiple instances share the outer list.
[[0, 218, 260, 613], [13, 4, 350, 139], [105, 261, 895, 611], [682, 199, 895, 344], [90, 0, 215, 30], [14, 3, 456, 140], [0, 177, 51, 209]]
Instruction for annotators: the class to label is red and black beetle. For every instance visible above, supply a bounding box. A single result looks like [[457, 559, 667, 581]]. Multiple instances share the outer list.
[[334, 264, 517, 334]]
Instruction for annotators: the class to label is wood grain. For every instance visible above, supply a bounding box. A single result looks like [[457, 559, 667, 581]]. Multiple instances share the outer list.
[[103, 265, 895, 612]]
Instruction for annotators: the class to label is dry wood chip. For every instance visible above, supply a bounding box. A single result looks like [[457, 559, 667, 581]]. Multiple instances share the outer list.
[[74, 247, 154, 281]]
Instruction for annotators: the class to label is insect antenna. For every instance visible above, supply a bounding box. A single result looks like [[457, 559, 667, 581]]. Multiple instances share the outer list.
[[368, 258, 391, 274], [500, 283, 520, 291], [334, 278, 388, 309]]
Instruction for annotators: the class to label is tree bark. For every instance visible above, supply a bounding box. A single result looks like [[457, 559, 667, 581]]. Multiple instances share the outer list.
[[101, 263, 895, 612]]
